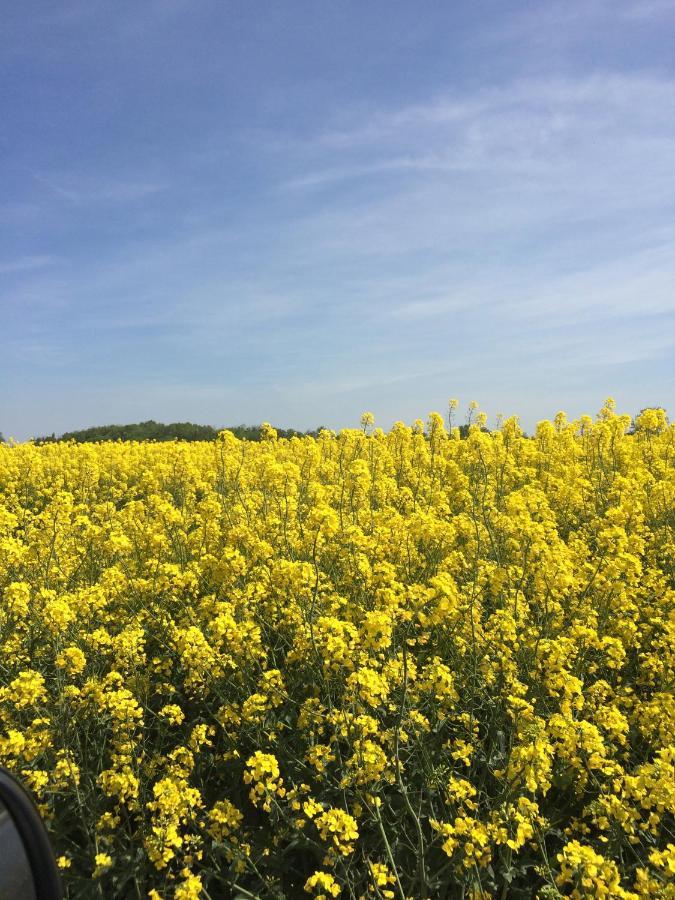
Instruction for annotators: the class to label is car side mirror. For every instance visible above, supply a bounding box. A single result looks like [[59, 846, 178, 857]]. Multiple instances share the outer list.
[[0, 767, 62, 900]]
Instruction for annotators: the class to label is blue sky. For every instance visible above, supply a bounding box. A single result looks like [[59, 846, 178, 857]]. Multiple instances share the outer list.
[[2, 0, 674, 439]]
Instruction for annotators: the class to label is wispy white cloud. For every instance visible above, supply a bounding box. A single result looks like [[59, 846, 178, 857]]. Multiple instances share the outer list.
[[618, 0, 675, 19], [30, 170, 166, 206], [471, 0, 674, 55], [11, 341, 72, 367], [390, 240, 675, 322], [291, 73, 675, 180], [0, 255, 58, 275], [30, 172, 79, 202]]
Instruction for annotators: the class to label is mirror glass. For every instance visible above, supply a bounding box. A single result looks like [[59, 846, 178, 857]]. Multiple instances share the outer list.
[[0, 796, 37, 900]]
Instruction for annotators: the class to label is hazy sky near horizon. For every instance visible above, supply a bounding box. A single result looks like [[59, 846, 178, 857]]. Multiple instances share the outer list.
[[2, 0, 674, 440]]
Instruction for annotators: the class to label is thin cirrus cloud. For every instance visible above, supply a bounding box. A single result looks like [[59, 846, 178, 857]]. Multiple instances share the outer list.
[[266, 94, 673, 355], [289, 74, 675, 190], [275, 74, 675, 329], [29, 171, 167, 206], [0, 255, 58, 275]]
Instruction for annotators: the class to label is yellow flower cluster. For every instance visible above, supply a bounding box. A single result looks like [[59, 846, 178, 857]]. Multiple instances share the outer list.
[[314, 808, 360, 856], [0, 400, 673, 896], [244, 751, 286, 811]]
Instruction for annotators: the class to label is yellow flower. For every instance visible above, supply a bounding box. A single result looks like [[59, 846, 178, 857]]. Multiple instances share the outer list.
[[243, 751, 285, 810], [368, 861, 396, 898], [207, 799, 243, 841], [315, 808, 359, 855], [346, 667, 390, 707], [304, 870, 341, 897], [55, 646, 87, 676], [1, 670, 47, 709], [158, 703, 185, 725], [174, 869, 203, 900], [93, 852, 113, 878]]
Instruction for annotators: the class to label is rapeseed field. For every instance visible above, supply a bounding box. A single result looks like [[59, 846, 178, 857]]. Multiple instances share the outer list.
[[0, 401, 673, 898]]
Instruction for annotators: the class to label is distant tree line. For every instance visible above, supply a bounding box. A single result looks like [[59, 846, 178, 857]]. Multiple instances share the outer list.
[[31, 421, 482, 443], [32, 420, 327, 444]]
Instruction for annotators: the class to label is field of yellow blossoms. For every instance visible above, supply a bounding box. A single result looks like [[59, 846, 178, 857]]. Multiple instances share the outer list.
[[0, 400, 673, 899]]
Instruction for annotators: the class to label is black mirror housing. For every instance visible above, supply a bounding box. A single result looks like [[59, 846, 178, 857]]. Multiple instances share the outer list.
[[0, 767, 62, 900]]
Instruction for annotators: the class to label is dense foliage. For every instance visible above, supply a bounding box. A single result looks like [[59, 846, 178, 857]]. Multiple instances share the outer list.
[[0, 401, 673, 898], [32, 422, 325, 444]]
